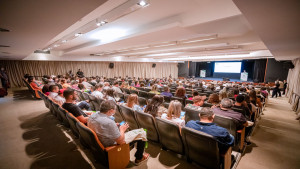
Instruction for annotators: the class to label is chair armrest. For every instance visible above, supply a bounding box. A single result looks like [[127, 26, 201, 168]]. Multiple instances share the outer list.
[[106, 143, 130, 169], [236, 127, 245, 150], [220, 147, 232, 169]]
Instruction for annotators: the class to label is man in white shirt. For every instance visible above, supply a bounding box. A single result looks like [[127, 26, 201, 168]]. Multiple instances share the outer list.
[[112, 81, 122, 93], [103, 82, 110, 90], [92, 84, 104, 99], [82, 78, 92, 89], [48, 85, 59, 100], [54, 89, 66, 106]]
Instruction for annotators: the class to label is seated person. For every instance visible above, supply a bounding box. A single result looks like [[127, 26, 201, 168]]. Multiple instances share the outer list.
[[53, 89, 66, 106], [186, 107, 234, 152], [185, 95, 206, 111], [233, 94, 251, 120], [125, 94, 143, 111], [62, 89, 91, 124], [103, 82, 110, 90], [160, 86, 173, 98], [112, 81, 122, 94], [48, 85, 59, 100], [104, 88, 117, 103], [161, 100, 185, 127], [212, 98, 251, 130], [149, 85, 160, 94], [174, 87, 187, 100], [187, 91, 199, 100], [92, 84, 104, 99], [144, 95, 167, 117], [87, 100, 149, 165], [207, 93, 220, 106], [28, 76, 43, 90]]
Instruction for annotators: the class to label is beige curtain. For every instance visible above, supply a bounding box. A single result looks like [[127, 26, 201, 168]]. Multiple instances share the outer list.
[[0, 60, 178, 87], [286, 58, 300, 112]]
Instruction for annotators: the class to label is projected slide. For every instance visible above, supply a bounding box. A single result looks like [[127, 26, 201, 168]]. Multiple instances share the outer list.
[[214, 62, 242, 73]]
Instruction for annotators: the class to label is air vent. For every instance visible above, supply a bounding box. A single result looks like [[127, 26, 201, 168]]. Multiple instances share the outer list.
[[0, 45, 10, 47], [0, 28, 10, 32], [34, 50, 50, 54]]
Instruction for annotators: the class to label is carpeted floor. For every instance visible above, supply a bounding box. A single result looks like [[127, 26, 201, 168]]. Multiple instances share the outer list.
[[0, 88, 299, 169]]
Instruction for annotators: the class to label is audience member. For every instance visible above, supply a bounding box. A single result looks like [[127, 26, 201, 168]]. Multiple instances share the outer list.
[[48, 85, 59, 100], [186, 107, 234, 152], [160, 86, 173, 97], [207, 93, 220, 105], [185, 95, 206, 111], [161, 100, 185, 127], [54, 89, 66, 106], [125, 94, 143, 111], [149, 85, 160, 94], [87, 100, 149, 165], [144, 95, 167, 117], [112, 81, 122, 93], [62, 89, 90, 124], [92, 84, 104, 99], [104, 88, 116, 103]]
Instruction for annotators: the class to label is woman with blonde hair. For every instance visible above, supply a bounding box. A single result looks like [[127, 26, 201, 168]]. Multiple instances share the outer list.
[[161, 100, 185, 127], [150, 85, 160, 94], [126, 94, 143, 111]]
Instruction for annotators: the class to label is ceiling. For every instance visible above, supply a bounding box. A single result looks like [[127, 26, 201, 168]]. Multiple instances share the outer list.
[[0, 0, 299, 62]]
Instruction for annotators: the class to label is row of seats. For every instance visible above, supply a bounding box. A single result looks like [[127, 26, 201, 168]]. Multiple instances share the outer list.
[[23, 79, 41, 99], [38, 91, 131, 169], [38, 89, 235, 169]]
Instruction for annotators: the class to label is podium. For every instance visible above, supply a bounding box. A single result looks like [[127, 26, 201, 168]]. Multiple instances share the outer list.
[[200, 70, 206, 77], [240, 72, 248, 81]]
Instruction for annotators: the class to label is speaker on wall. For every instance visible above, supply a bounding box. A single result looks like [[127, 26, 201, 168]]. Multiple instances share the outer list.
[[109, 63, 114, 69], [152, 63, 156, 68]]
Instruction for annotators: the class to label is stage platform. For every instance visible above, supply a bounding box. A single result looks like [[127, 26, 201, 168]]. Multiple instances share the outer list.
[[195, 77, 253, 83]]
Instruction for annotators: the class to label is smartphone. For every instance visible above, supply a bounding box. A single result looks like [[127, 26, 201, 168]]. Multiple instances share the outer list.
[[119, 121, 126, 126]]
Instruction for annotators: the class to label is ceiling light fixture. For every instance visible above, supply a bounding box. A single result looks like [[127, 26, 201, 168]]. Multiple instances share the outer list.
[[138, 0, 148, 7], [62, 40, 67, 43], [96, 20, 107, 26], [75, 33, 83, 37]]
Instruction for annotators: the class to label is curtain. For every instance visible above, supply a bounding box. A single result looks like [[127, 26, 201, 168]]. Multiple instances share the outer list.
[[0, 60, 178, 87], [286, 58, 300, 113], [253, 59, 267, 83]]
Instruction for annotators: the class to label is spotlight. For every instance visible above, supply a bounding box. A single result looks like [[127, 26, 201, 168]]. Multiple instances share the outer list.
[[97, 21, 107, 26], [138, 1, 148, 7], [75, 33, 83, 37]]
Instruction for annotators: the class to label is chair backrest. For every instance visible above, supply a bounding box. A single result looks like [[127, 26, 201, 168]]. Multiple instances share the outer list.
[[155, 117, 184, 154], [123, 88, 130, 94], [171, 97, 185, 107], [130, 89, 139, 95], [138, 91, 148, 98], [163, 95, 171, 103], [202, 102, 213, 107], [65, 112, 80, 137], [148, 92, 156, 99], [58, 107, 70, 128], [181, 127, 220, 169], [213, 115, 237, 138], [135, 110, 159, 142], [82, 92, 90, 100], [184, 107, 200, 123], [163, 102, 170, 109], [144, 88, 151, 92], [76, 122, 108, 166], [119, 105, 139, 130], [89, 94, 100, 111], [185, 99, 193, 105], [138, 97, 147, 107], [76, 90, 85, 101]]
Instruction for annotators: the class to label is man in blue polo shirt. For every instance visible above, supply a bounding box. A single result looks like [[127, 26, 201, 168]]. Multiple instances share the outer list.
[[186, 107, 234, 152]]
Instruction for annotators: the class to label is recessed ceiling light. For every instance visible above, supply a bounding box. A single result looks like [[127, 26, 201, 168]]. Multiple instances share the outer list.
[[54, 44, 60, 47], [138, 1, 148, 7], [62, 40, 67, 43], [75, 33, 83, 37], [97, 21, 107, 26]]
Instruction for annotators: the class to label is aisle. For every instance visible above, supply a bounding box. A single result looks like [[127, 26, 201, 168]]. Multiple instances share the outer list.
[[237, 96, 300, 169]]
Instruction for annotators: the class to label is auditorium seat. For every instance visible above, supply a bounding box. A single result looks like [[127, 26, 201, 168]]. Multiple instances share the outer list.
[[122, 88, 130, 94], [76, 122, 130, 168], [181, 127, 232, 169], [163, 102, 170, 109], [185, 99, 193, 105], [135, 110, 159, 142], [138, 91, 148, 98], [88, 94, 100, 111], [119, 105, 139, 130], [184, 107, 200, 123], [52, 101, 62, 120], [148, 92, 156, 99], [66, 112, 80, 138], [57, 107, 70, 128], [129, 89, 139, 95], [170, 97, 185, 107], [75, 90, 85, 101], [203, 102, 213, 107], [155, 117, 184, 154], [163, 95, 171, 103]]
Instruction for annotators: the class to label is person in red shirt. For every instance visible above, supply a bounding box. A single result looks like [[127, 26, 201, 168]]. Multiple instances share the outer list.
[[28, 76, 43, 90]]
